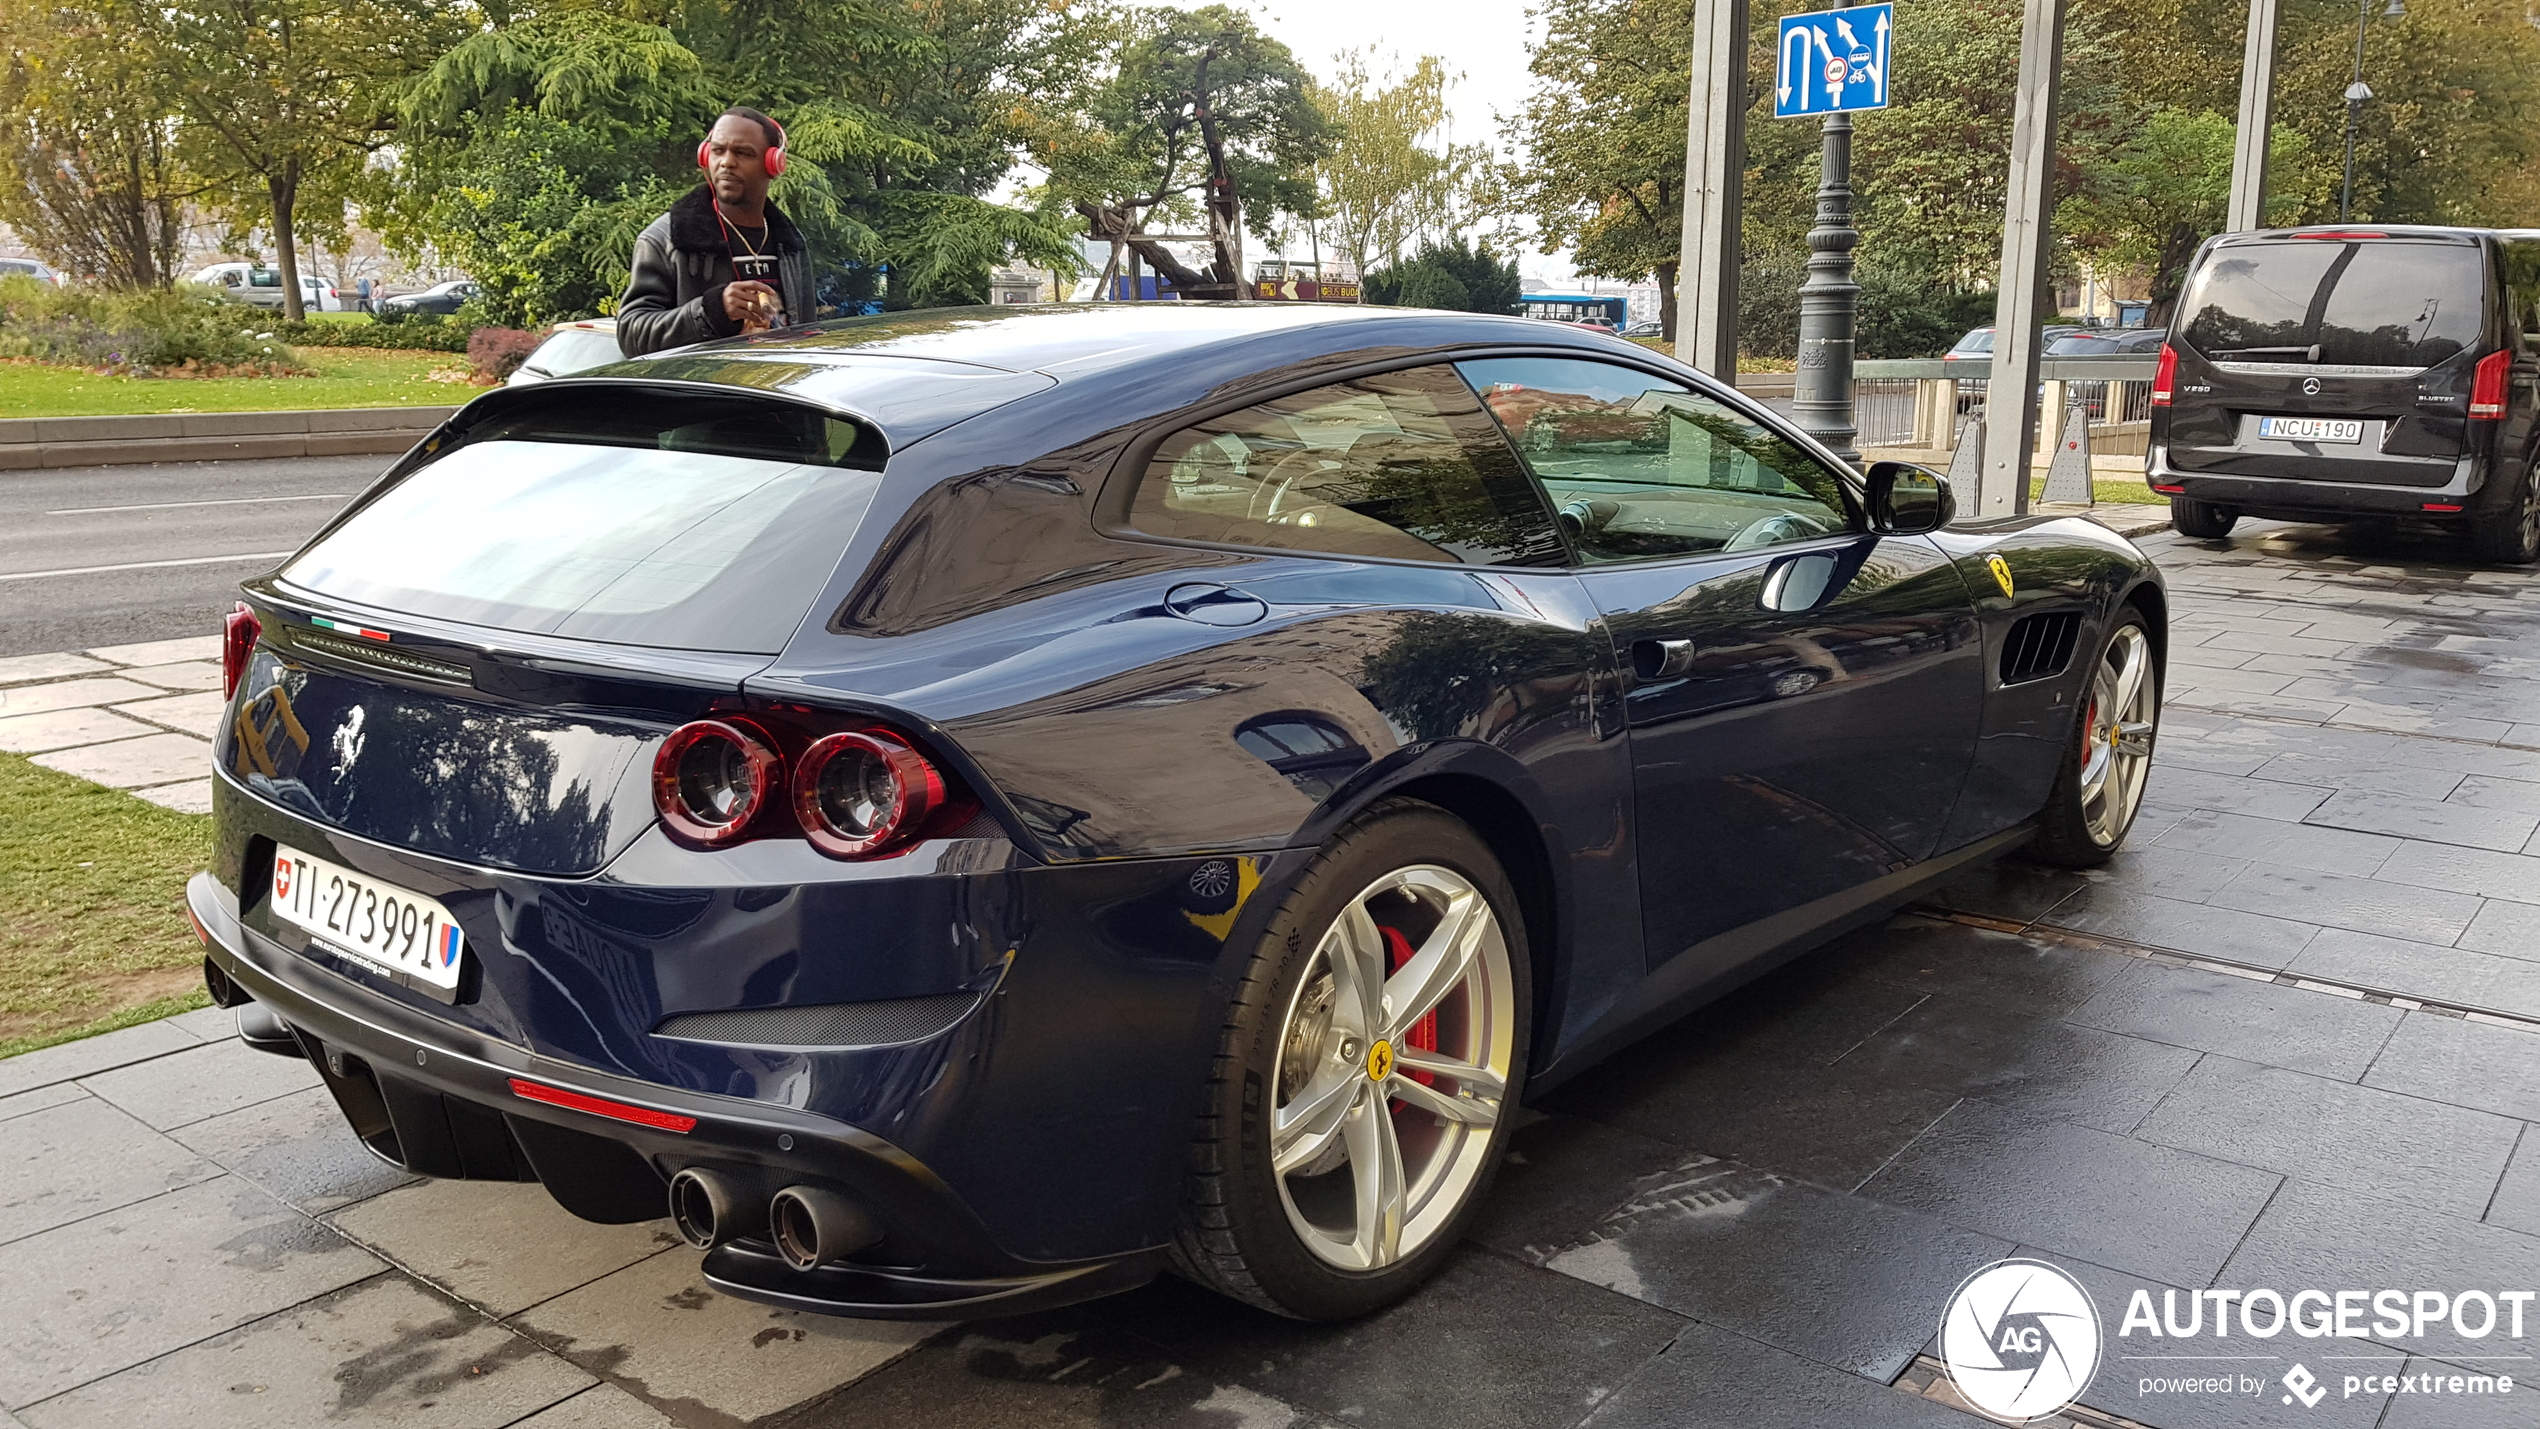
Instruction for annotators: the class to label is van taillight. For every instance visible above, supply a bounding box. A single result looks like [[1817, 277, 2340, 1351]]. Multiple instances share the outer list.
[[2150, 344, 2178, 407], [221, 603, 259, 698], [2470, 350, 2511, 419]]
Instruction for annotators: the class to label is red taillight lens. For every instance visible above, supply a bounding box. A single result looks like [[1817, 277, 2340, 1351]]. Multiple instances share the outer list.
[[2470, 349, 2511, 419], [2150, 344, 2178, 407], [652, 720, 781, 846], [221, 603, 259, 698], [793, 731, 947, 859]]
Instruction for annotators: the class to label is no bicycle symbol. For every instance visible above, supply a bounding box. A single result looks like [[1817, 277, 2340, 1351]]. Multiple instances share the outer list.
[[1775, 3, 1893, 117]]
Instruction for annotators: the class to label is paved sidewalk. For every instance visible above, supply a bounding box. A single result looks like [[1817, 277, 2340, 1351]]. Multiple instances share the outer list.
[[0, 636, 226, 813], [6, 515, 2540, 1429]]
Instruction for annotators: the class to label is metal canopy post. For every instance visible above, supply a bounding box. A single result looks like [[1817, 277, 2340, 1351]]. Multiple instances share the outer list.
[[2225, 0, 2279, 231], [1975, 0, 2068, 519], [1674, 0, 1750, 382]]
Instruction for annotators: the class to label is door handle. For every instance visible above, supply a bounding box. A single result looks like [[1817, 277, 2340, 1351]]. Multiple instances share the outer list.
[[1633, 638, 1696, 681]]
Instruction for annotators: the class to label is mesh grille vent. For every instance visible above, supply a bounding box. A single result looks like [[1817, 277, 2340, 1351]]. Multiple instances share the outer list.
[[1999, 611, 2083, 686], [652, 992, 981, 1048]]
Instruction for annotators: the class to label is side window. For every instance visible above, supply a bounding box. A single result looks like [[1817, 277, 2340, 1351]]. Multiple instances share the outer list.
[[1127, 364, 1565, 567], [1454, 356, 1855, 565]]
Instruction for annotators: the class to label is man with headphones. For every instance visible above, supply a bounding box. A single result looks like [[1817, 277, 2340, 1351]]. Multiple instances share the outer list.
[[616, 107, 818, 357]]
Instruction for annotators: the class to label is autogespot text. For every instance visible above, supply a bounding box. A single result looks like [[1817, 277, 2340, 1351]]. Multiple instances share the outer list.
[[2119, 1288, 2526, 1409]]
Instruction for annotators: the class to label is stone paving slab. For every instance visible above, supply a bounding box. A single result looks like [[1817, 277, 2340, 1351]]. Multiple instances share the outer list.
[[111, 661, 224, 692], [31, 732, 212, 789], [0, 679, 163, 718], [329, 1180, 681, 1319], [0, 1096, 221, 1247], [79, 1035, 323, 1131], [0, 1176, 384, 1407], [0, 707, 154, 755], [81, 635, 220, 666], [107, 691, 225, 739], [15, 1276, 594, 1429]]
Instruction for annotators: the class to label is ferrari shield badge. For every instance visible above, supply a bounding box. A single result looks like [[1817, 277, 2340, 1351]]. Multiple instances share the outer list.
[[1986, 554, 2016, 599]]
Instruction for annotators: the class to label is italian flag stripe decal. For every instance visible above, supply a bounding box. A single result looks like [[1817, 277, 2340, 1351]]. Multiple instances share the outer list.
[[311, 617, 390, 642]]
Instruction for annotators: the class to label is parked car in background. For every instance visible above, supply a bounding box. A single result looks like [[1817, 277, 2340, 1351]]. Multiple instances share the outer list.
[[190, 302, 2167, 1329], [1942, 324, 2085, 369], [2047, 328, 2168, 418], [2150, 224, 2540, 563], [1622, 320, 1666, 338], [380, 280, 481, 320], [505, 319, 621, 386], [187, 262, 347, 313], [0, 257, 66, 286]]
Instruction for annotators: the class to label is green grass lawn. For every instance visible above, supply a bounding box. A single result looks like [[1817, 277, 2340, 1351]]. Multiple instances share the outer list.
[[0, 346, 471, 418], [0, 755, 214, 1058], [2031, 475, 2167, 506]]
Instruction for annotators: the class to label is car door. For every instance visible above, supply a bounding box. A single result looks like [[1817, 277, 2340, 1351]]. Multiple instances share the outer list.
[[1455, 356, 1984, 973]]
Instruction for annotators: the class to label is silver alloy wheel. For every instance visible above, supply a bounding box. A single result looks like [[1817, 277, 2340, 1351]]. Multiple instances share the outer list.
[[1268, 864, 1516, 1272], [2079, 623, 2158, 847]]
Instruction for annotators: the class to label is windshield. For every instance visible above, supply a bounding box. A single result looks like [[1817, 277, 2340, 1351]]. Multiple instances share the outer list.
[[2181, 240, 2484, 366], [282, 437, 883, 653], [526, 329, 623, 376]]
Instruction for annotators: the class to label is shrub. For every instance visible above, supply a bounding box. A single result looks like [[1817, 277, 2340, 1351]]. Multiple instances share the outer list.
[[0, 277, 306, 376], [1364, 240, 1522, 315], [274, 317, 474, 353], [465, 326, 542, 383]]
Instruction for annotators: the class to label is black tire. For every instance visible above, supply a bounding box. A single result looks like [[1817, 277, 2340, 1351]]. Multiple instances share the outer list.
[[2030, 609, 2161, 869], [1172, 799, 1531, 1320], [2470, 464, 2540, 565], [2169, 495, 2238, 539]]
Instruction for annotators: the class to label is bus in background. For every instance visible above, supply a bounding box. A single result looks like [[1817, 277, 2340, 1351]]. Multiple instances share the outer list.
[[1523, 293, 1628, 330]]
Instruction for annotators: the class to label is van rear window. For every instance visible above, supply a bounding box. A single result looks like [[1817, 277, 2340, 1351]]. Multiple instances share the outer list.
[[2180, 240, 2483, 368]]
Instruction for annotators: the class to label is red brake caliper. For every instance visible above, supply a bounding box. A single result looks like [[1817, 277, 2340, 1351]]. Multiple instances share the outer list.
[[1379, 925, 1438, 1097], [2082, 697, 2099, 771]]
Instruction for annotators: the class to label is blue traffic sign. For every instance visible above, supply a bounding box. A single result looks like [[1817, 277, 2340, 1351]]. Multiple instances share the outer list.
[[1774, 4, 1892, 117]]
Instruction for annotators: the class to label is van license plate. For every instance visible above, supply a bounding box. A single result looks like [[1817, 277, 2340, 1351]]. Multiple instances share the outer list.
[[2259, 416, 2364, 444], [270, 844, 466, 991]]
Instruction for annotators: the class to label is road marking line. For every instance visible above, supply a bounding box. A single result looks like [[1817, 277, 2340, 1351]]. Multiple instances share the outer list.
[[0, 551, 295, 582], [46, 494, 348, 515]]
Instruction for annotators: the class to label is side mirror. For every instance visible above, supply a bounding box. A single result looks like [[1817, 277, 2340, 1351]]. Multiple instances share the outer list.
[[1867, 461, 1954, 535]]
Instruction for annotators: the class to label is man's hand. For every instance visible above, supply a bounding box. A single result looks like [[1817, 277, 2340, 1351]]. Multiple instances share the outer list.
[[723, 281, 779, 326]]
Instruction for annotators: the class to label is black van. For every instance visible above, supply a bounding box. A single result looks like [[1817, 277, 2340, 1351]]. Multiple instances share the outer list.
[[2148, 225, 2540, 564]]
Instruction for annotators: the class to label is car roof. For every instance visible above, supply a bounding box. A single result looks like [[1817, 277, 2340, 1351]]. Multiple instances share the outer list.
[[500, 302, 1680, 453]]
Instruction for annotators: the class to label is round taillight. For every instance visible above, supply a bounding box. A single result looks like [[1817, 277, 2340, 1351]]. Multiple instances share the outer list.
[[792, 731, 946, 858], [652, 721, 780, 846]]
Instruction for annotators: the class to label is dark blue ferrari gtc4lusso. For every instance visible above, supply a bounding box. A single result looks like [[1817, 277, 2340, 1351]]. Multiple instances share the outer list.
[[187, 303, 2165, 1323]]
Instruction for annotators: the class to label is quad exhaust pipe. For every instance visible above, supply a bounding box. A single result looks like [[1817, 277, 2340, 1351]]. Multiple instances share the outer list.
[[669, 1170, 880, 1270]]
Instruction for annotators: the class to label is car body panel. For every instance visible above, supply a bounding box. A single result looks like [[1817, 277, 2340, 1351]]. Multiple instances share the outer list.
[[194, 302, 2166, 1318]]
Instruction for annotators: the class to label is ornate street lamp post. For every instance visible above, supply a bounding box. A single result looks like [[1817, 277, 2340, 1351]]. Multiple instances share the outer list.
[[1792, 114, 1860, 463], [2340, 0, 2404, 221]]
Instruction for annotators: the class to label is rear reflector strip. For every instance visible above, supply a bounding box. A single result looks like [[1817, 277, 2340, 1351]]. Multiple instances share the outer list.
[[2152, 484, 2185, 494], [508, 1078, 697, 1133], [2423, 503, 2465, 512], [311, 616, 391, 642]]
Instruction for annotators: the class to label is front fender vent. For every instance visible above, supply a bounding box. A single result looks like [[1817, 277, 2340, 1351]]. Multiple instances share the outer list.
[[2000, 611, 2083, 686], [652, 992, 981, 1049]]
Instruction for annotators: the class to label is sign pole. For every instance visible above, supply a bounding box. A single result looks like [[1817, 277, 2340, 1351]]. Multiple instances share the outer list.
[[2225, 0, 2279, 232], [1792, 113, 1860, 462], [1674, 0, 1750, 383], [1975, 0, 2068, 519]]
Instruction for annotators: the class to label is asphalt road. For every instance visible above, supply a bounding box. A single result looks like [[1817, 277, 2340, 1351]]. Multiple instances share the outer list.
[[0, 453, 394, 657]]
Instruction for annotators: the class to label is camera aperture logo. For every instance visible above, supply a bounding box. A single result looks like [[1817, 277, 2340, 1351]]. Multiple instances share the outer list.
[[1941, 1259, 2104, 1423]]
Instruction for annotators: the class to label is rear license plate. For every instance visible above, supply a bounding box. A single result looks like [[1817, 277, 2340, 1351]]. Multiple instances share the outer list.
[[2259, 416, 2364, 444], [270, 844, 466, 992]]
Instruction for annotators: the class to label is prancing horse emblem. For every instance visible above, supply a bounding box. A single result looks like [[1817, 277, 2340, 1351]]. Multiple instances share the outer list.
[[1986, 554, 2016, 599]]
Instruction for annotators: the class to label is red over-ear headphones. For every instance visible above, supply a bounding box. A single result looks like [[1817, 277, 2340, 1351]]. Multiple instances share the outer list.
[[699, 116, 786, 178]]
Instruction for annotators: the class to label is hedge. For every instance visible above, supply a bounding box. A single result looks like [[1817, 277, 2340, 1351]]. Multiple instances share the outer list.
[[272, 317, 474, 353]]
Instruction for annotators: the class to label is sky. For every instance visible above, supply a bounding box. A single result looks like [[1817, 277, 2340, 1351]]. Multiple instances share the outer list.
[[1168, 0, 1586, 284]]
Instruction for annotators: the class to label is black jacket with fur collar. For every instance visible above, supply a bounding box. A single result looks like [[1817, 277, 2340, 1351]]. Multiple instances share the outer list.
[[615, 186, 816, 358]]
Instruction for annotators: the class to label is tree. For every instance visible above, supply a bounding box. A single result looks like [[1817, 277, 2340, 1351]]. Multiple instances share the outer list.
[[1507, 0, 1699, 337], [1363, 238, 1520, 315], [1029, 5, 1331, 298], [394, 0, 1085, 320], [0, 0, 194, 287], [1310, 52, 1486, 277], [2058, 110, 2330, 322], [159, 0, 461, 319]]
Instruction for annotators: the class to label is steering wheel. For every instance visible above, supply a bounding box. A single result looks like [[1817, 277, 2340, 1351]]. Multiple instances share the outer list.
[[1722, 512, 1818, 552]]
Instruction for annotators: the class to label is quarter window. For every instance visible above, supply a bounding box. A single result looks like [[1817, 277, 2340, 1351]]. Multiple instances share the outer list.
[[1128, 365, 1565, 567], [1454, 357, 1854, 564]]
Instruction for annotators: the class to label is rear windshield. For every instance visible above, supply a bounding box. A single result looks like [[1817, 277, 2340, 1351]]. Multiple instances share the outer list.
[[526, 328, 624, 376], [2180, 240, 2485, 367], [281, 406, 885, 652]]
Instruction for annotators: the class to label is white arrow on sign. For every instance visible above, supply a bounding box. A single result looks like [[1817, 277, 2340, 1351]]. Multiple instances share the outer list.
[[1779, 22, 1814, 108], [1812, 24, 1843, 106], [1872, 9, 1890, 103]]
